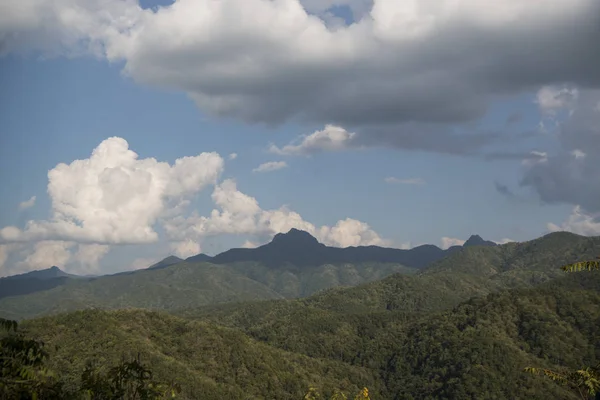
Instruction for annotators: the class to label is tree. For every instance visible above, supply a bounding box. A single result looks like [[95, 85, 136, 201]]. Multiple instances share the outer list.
[[524, 257, 600, 400], [0, 317, 66, 399], [1, 317, 179, 400]]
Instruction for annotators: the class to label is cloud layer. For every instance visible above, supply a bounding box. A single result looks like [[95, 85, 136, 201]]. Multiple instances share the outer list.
[[2, 0, 599, 130]]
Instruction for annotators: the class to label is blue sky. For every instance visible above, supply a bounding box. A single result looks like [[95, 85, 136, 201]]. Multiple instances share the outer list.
[[1, 0, 599, 275]]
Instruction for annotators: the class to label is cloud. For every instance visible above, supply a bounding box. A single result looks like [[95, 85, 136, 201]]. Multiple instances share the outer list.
[[484, 150, 548, 164], [252, 161, 288, 173], [384, 177, 425, 185], [18, 241, 74, 271], [0, 137, 224, 245], [170, 239, 201, 258], [129, 257, 159, 271], [520, 90, 600, 214], [18, 196, 36, 211], [440, 237, 466, 249], [163, 179, 389, 248], [2, 0, 599, 156], [241, 240, 258, 249], [494, 238, 516, 245], [228, 153, 238, 160], [71, 244, 110, 274], [547, 206, 600, 236], [536, 86, 579, 116], [494, 182, 515, 198], [269, 125, 355, 156]]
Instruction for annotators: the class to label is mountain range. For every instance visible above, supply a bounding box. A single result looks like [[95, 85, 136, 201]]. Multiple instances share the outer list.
[[10, 230, 600, 399], [0, 230, 496, 306]]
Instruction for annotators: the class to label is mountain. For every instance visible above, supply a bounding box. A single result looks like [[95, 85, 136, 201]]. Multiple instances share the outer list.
[[20, 309, 380, 400], [463, 234, 498, 247], [19, 270, 600, 400], [147, 256, 183, 270], [3, 266, 73, 280], [0, 266, 82, 301], [1, 231, 596, 322], [201, 228, 489, 269], [185, 253, 213, 263]]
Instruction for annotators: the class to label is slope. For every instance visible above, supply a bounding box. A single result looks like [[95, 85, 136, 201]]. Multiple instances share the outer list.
[[0, 262, 284, 320], [19, 271, 600, 400], [19, 309, 380, 400]]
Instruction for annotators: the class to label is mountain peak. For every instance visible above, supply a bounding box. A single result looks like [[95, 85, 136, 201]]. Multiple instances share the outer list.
[[270, 229, 320, 247], [148, 256, 184, 270], [464, 235, 497, 247]]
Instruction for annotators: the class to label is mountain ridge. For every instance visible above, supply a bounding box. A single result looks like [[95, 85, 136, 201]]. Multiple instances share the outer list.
[[180, 229, 499, 270]]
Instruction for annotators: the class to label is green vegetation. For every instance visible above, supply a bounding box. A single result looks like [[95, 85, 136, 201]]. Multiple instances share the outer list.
[[523, 256, 600, 399], [0, 261, 414, 321], [1, 231, 599, 399]]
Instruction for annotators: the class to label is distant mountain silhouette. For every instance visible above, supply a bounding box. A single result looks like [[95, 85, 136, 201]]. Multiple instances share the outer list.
[[3, 266, 73, 280], [463, 234, 497, 247], [184, 228, 498, 269], [0, 266, 81, 300], [148, 256, 184, 270]]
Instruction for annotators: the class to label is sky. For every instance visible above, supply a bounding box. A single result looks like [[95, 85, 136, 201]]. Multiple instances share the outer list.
[[1, 0, 599, 276]]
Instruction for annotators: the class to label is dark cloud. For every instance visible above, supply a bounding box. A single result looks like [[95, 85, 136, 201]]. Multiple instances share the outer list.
[[520, 90, 600, 213], [494, 182, 516, 198]]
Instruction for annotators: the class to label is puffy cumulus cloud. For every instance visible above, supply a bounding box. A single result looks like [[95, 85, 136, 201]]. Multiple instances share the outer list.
[[269, 125, 355, 156], [440, 237, 465, 249], [252, 161, 288, 173], [548, 206, 600, 236], [18, 196, 36, 211], [0, 244, 19, 273], [520, 90, 600, 214], [0, 137, 223, 245], [228, 153, 238, 160], [18, 241, 74, 271], [2, 0, 599, 151], [170, 239, 201, 258], [317, 218, 390, 247], [384, 177, 425, 185], [71, 244, 110, 274], [163, 179, 388, 248]]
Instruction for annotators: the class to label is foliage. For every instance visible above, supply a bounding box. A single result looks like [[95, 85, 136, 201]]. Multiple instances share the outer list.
[[1, 317, 179, 399], [524, 256, 600, 399], [524, 365, 600, 400], [562, 257, 600, 273]]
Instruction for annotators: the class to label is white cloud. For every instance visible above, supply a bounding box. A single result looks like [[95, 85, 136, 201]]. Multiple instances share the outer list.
[[71, 244, 110, 275], [571, 149, 586, 159], [228, 153, 238, 160], [170, 239, 201, 258], [18, 241, 74, 271], [269, 125, 355, 156], [536, 86, 579, 116], [494, 238, 516, 245], [18, 196, 36, 211], [163, 179, 389, 248], [384, 177, 425, 185], [241, 240, 258, 249], [548, 206, 600, 236], [440, 237, 466, 249], [252, 161, 288, 173], [521, 151, 548, 167], [0, 137, 223, 245]]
